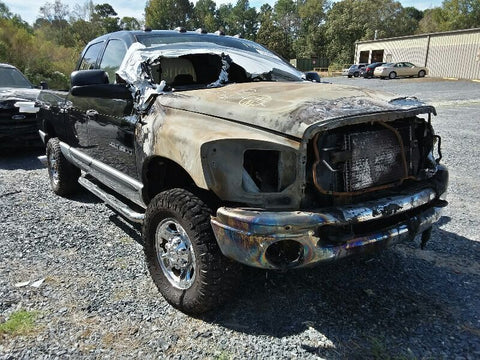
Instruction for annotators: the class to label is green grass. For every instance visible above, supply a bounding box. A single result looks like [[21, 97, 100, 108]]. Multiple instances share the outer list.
[[0, 310, 38, 335]]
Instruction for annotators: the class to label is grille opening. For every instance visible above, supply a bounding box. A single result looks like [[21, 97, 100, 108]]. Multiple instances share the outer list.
[[310, 118, 432, 197], [265, 240, 304, 268]]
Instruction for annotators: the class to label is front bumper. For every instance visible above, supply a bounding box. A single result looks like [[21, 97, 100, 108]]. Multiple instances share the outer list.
[[211, 184, 447, 270]]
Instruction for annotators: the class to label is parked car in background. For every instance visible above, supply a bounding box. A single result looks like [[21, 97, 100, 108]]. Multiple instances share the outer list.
[[341, 64, 353, 76], [374, 62, 428, 79], [346, 63, 368, 78], [0, 63, 42, 148], [360, 62, 385, 78]]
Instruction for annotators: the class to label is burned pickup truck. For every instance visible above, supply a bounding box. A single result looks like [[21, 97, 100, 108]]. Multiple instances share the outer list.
[[37, 30, 448, 314]]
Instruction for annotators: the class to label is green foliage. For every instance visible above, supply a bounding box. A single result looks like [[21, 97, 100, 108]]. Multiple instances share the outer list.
[[0, 310, 38, 335], [145, 0, 194, 29], [417, 0, 480, 33], [1, 0, 478, 86]]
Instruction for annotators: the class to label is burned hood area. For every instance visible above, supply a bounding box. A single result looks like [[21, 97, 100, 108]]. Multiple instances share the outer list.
[[116, 42, 434, 140]]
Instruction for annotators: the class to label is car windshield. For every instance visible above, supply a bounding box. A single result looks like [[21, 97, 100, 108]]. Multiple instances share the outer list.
[[0, 67, 33, 88]]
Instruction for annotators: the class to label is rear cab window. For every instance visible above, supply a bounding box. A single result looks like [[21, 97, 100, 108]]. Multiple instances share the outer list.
[[78, 42, 104, 70], [100, 39, 128, 83]]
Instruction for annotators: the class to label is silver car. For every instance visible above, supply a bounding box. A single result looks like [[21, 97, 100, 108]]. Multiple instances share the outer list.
[[374, 62, 428, 79]]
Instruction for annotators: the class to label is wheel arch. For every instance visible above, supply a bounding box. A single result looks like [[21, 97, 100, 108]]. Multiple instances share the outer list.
[[142, 155, 220, 208]]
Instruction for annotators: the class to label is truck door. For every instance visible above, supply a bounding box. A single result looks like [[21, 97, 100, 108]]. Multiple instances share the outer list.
[[65, 41, 104, 148], [69, 39, 139, 180]]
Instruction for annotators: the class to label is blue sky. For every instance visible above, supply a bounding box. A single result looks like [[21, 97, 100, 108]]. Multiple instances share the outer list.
[[4, 0, 445, 25]]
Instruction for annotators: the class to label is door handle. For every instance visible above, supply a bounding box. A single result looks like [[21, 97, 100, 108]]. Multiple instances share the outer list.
[[86, 109, 99, 117]]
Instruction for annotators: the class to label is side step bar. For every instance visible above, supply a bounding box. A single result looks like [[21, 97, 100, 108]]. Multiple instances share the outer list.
[[78, 176, 145, 224]]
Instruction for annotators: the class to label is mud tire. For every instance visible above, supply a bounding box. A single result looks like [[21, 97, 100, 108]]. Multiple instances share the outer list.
[[46, 137, 80, 196], [143, 188, 240, 314]]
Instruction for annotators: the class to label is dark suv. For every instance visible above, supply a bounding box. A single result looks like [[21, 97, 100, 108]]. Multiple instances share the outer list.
[[360, 62, 385, 78], [347, 63, 367, 77]]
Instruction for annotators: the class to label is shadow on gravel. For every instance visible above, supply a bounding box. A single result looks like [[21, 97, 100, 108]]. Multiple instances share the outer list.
[[0, 148, 45, 170], [203, 223, 480, 358], [109, 214, 143, 246]]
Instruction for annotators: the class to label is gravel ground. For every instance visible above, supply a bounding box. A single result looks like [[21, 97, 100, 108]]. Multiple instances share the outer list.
[[1, 77, 479, 359]]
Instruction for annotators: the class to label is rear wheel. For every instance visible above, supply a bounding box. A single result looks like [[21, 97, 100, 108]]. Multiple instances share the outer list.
[[388, 71, 397, 79], [46, 137, 80, 196], [418, 70, 426, 77], [143, 188, 240, 314], [353, 71, 359, 77]]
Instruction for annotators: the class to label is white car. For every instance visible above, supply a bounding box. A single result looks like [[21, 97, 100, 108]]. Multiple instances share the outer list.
[[374, 62, 428, 79]]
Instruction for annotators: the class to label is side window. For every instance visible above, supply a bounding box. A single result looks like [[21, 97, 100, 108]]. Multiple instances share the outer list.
[[100, 39, 127, 83], [78, 42, 103, 70]]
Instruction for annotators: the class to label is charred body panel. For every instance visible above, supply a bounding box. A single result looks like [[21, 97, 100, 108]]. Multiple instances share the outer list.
[[36, 31, 449, 314]]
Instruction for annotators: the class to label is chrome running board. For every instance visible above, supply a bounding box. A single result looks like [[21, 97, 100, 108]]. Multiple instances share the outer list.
[[78, 176, 145, 223]]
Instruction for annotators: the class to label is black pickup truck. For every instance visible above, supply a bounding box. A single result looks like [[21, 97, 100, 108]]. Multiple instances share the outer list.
[[37, 29, 448, 314]]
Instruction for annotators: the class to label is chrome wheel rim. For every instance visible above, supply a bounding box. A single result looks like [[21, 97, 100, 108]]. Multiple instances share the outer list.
[[155, 218, 196, 290], [48, 152, 59, 185]]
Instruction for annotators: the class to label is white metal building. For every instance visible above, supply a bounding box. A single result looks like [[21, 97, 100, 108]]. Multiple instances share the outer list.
[[355, 28, 480, 80]]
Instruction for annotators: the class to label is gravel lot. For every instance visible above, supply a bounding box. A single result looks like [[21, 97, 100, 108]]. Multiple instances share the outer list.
[[1, 77, 479, 359]]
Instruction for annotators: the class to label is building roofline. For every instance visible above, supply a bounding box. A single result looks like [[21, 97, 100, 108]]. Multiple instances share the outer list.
[[356, 27, 480, 44]]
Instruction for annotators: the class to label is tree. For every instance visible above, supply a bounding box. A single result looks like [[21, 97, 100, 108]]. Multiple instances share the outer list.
[[145, 0, 194, 29], [294, 0, 328, 58], [120, 16, 141, 30], [257, 4, 292, 58], [92, 3, 121, 33], [192, 0, 218, 32], [323, 0, 423, 64], [441, 0, 480, 30], [37, 0, 75, 47], [0, 1, 12, 19], [229, 0, 258, 39]]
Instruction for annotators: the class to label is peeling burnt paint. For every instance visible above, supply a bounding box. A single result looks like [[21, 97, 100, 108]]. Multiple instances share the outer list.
[[211, 186, 444, 269]]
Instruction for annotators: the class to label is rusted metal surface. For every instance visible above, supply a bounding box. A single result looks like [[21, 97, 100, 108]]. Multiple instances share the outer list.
[[211, 187, 444, 269]]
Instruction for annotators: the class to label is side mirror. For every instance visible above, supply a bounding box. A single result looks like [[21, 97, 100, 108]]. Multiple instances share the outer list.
[[304, 71, 321, 83], [71, 83, 132, 99], [71, 70, 109, 87], [70, 69, 132, 100]]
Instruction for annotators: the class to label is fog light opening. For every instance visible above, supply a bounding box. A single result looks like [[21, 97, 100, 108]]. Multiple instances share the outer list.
[[265, 240, 304, 268]]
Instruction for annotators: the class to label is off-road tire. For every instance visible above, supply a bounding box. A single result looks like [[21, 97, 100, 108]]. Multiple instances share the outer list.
[[46, 137, 80, 196], [418, 70, 426, 78], [143, 188, 240, 314], [388, 71, 397, 79]]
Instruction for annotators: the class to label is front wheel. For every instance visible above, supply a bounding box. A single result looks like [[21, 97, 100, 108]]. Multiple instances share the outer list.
[[388, 71, 397, 79], [143, 188, 240, 314], [46, 137, 80, 196], [418, 70, 426, 77]]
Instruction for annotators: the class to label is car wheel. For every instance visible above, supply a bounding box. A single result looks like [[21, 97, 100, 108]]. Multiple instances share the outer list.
[[418, 70, 426, 77], [143, 188, 240, 314], [354, 72, 359, 77], [388, 71, 397, 79], [347, 75, 352, 78], [46, 137, 80, 196], [380, 76, 385, 80]]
